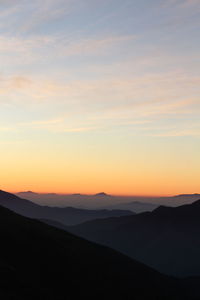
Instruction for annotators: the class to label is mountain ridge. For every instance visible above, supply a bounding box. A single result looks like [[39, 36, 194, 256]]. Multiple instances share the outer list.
[[68, 198, 200, 277], [0, 190, 133, 225], [15, 191, 200, 211], [0, 204, 189, 299]]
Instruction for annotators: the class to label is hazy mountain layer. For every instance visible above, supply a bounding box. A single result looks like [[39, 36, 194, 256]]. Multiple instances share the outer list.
[[16, 191, 200, 211], [68, 199, 200, 277], [0, 190, 133, 225]]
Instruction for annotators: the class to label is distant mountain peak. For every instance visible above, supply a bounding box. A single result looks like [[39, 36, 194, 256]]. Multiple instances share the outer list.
[[175, 193, 200, 198], [94, 192, 110, 197]]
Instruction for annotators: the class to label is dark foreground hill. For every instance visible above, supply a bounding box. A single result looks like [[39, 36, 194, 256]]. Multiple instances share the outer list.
[[0, 190, 133, 225], [68, 199, 200, 277], [0, 205, 192, 300]]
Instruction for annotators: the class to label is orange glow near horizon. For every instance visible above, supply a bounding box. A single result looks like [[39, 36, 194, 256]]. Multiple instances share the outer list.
[[1, 144, 199, 197], [1, 132, 200, 197]]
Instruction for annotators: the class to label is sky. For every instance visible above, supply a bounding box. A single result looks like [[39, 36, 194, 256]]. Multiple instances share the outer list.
[[0, 0, 200, 196]]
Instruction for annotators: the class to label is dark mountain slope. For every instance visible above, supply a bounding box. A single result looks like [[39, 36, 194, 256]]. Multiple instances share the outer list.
[[0, 205, 187, 300], [68, 199, 200, 277], [0, 190, 133, 225]]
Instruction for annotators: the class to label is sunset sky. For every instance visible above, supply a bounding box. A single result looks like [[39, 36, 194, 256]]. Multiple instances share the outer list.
[[0, 0, 199, 195]]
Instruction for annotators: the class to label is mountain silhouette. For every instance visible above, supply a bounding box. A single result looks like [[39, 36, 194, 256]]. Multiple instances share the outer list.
[[0, 204, 190, 299], [106, 200, 158, 213], [16, 191, 200, 210], [68, 199, 200, 277], [94, 192, 110, 196], [0, 190, 133, 225]]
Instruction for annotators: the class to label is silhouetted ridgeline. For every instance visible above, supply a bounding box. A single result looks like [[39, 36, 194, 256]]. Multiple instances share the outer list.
[[0, 190, 133, 225], [0, 204, 191, 300], [68, 199, 200, 277], [16, 191, 200, 211]]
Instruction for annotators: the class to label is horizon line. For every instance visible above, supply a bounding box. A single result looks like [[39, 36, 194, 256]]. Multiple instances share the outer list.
[[9, 190, 200, 198]]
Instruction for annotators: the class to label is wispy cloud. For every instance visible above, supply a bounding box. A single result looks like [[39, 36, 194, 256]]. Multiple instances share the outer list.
[[0, 0, 74, 34], [61, 35, 135, 56], [19, 118, 64, 127], [178, 0, 200, 8], [150, 129, 200, 137], [62, 126, 98, 133], [0, 33, 135, 71], [163, 0, 200, 8], [0, 126, 16, 132], [1, 72, 199, 114], [17, 117, 99, 134], [0, 0, 199, 139]]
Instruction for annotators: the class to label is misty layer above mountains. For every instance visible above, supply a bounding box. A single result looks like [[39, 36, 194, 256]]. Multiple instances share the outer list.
[[16, 191, 200, 212], [0, 190, 133, 226], [68, 199, 200, 278]]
